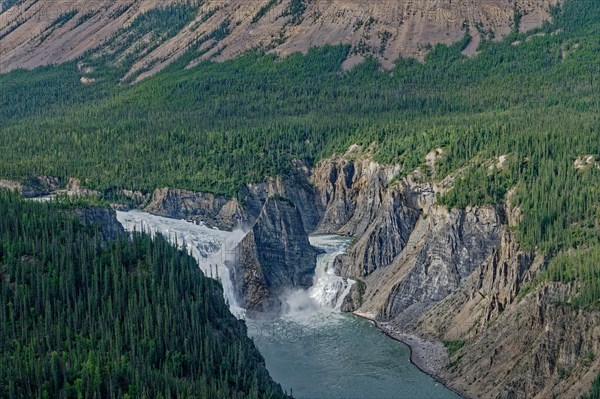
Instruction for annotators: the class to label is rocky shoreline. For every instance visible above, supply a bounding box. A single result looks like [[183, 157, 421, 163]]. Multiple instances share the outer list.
[[353, 311, 469, 399]]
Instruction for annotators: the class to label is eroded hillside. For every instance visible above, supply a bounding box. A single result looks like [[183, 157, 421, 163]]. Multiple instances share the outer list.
[[1, 0, 559, 79]]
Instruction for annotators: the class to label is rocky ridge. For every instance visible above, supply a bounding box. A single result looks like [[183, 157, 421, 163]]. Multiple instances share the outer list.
[[228, 196, 320, 312]]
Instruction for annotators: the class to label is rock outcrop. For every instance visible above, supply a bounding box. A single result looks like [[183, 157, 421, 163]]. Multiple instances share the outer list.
[[312, 150, 424, 278], [0, 176, 103, 199], [312, 150, 402, 236], [0, 176, 61, 198], [386, 197, 600, 399], [71, 206, 126, 243], [374, 206, 500, 325], [339, 185, 422, 277], [241, 160, 324, 233], [309, 149, 501, 326], [144, 161, 323, 233], [144, 188, 247, 230], [415, 229, 544, 339], [229, 197, 319, 312], [436, 282, 600, 399]]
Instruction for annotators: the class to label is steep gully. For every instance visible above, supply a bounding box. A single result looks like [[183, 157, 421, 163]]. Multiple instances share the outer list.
[[17, 145, 600, 398]]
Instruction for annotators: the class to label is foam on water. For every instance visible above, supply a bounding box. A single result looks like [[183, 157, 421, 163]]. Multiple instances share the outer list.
[[281, 234, 354, 324]]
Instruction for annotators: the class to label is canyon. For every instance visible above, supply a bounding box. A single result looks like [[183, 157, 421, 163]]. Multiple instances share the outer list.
[[7, 140, 599, 397], [128, 145, 599, 399], [3, 0, 597, 397]]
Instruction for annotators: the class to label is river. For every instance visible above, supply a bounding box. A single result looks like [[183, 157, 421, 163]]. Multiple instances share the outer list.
[[116, 211, 461, 399]]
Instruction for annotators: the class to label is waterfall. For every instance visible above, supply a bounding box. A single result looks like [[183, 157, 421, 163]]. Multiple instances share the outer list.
[[116, 211, 246, 318], [308, 235, 354, 310], [282, 235, 354, 320], [116, 211, 354, 321]]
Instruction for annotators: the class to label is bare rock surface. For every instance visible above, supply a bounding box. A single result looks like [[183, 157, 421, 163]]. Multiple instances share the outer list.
[[1, 0, 559, 76], [229, 197, 319, 312], [144, 187, 247, 230]]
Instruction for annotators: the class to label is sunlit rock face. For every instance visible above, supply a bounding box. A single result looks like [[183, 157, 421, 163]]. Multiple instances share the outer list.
[[0, 0, 558, 77]]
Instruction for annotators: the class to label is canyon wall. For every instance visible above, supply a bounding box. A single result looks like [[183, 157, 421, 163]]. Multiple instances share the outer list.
[[229, 197, 320, 313], [144, 188, 247, 230], [70, 206, 126, 243], [12, 145, 598, 397], [310, 149, 600, 399]]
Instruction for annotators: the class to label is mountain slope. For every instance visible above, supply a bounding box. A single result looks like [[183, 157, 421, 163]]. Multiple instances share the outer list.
[[1, 0, 559, 79], [2, 0, 600, 398]]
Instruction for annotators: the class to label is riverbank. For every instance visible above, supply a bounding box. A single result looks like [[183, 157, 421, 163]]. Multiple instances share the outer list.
[[353, 311, 470, 399]]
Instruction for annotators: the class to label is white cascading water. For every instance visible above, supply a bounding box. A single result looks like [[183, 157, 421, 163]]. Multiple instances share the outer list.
[[116, 211, 354, 321], [308, 235, 354, 310], [282, 235, 354, 320], [116, 211, 246, 318]]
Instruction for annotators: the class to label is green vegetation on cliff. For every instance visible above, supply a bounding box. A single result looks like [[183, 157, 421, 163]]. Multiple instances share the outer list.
[[0, 0, 599, 256], [521, 245, 600, 309], [0, 191, 286, 398]]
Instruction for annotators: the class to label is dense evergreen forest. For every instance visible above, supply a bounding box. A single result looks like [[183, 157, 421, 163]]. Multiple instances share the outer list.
[[1, 1, 599, 256], [0, 191, 287, 398], [0, 0, 599, 302], [0, 0, 599, 396], [584, 374, 600, 399]]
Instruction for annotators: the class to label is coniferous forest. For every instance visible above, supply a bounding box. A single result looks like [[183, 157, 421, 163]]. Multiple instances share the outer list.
[[0, 191, 287, 398], [0, 1, 598, 256], [1, 0, 600, 396]]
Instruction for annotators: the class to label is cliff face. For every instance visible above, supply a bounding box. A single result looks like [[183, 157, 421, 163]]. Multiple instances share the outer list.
[[144, 161, 322, 233], [365, 206, 501, 326], [408, 219, 600, 399], [144, 188, 247, 230], [229, 197, 319, 312], [241, 160, 324, 233], [303, 149, 600, 398], [141, 162, 323, 314], [312, 150, 423, 278], [312, 150, 402, 236], [72, 206, 126, 243], [434, 282, 600, 399], [0, 0, 559, 77], [309, 150, 500, 327], [415, 229, 544, 340]]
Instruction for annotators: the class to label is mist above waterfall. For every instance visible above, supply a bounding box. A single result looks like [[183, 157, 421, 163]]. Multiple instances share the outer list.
[[280, 235, 354, 322]]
